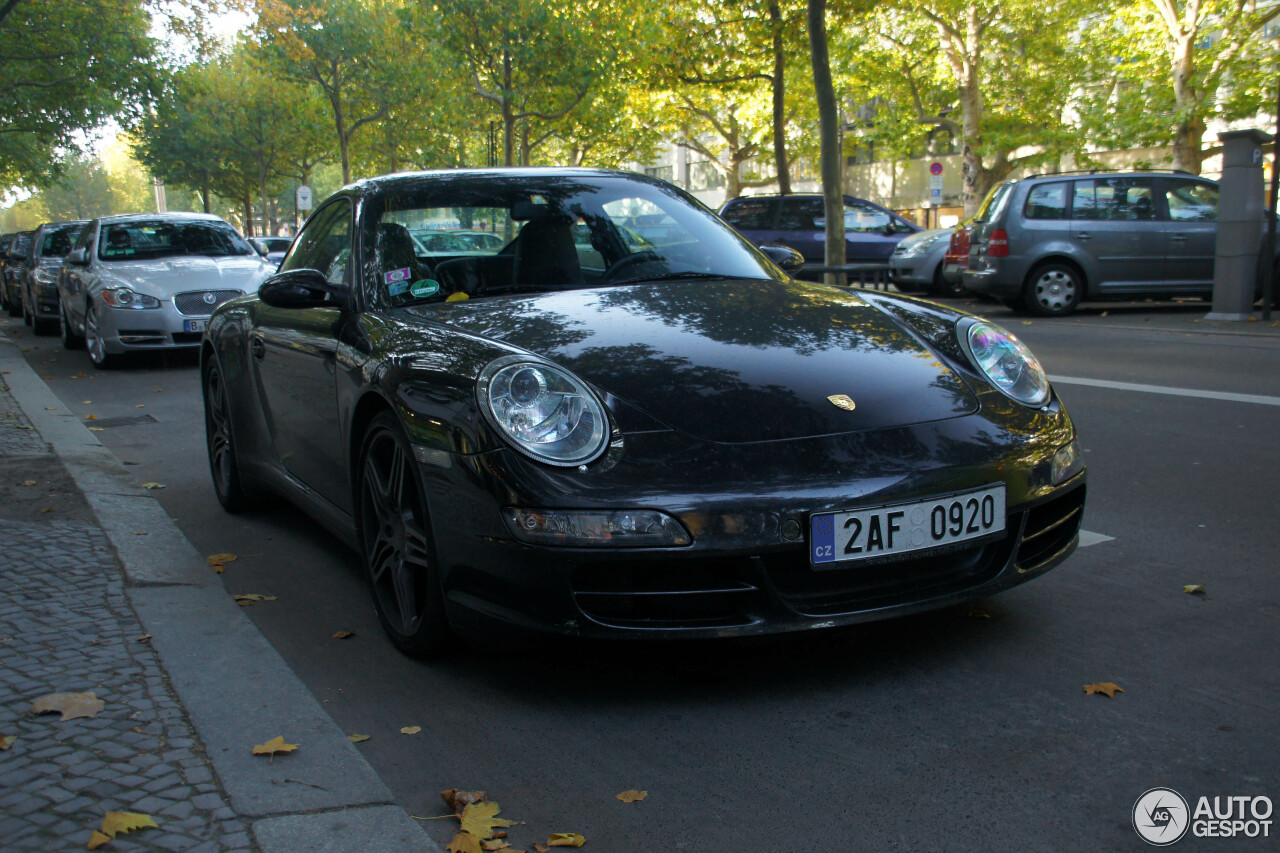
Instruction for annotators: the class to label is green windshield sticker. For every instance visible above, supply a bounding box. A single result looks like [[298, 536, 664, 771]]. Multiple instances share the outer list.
[[410, 279, 439, 298]]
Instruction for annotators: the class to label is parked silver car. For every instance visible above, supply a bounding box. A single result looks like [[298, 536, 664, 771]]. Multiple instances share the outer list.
[[888, 227, 954, 295], [58, 213, 274, 367]]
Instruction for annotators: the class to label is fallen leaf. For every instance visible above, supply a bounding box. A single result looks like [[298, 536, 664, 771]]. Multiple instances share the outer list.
[[547, 833, 586, 848], [348, 733, 370, 743], [135, 404, 145, 408], [232, 594, 277, 606], [252, 735, 299, 755], [40, 507, 54, 513], [534, 845, 549, 853], [31, 692, 104, 721], [20, 480, 35, 486], [446, 833, 484, 853], [332, 630, 355, 639], [136, 634, 152, 643], [0, 734, 15, 750], [1083, 682, 1124, 698], [1021, 320, 1032, 325], [459, 801, 521, 840], [1099, 310, 1108, 317], [88, 811, 158, 848], [482, 840, 511, 851], [82, 400, 91, 404], [401, 725, 422, 735], [616, 789, 647, 803], [1183, 584, 1206, 595], [442, 789, 488, 814], [140, 482, 165, 490], [85, 415, 96, 420], [207, 553, 237, 567], [88, 427, 104, 432], [968, 609, 991, 619]]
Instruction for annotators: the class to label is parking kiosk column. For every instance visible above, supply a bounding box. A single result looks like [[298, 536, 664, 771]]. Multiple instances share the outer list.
[[1207, 128, 1272, 321]]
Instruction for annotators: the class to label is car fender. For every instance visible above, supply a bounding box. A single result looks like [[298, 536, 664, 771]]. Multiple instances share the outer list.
[[1024, 243, 1094, 296]]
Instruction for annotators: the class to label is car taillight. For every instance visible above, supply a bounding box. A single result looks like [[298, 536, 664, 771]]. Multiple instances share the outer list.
[[987, 229, 1009, 257]]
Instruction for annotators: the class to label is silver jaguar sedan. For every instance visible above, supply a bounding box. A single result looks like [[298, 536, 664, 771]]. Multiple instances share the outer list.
[[58, 212, 275, 367]]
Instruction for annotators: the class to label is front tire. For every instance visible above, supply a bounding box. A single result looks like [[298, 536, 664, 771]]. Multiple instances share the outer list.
[[358, 411, 448, 657], [1022, 263, 1083, 316], [84, 300, 119, 368], [203, 358, 258, 513], [61, 302, 84, 350]]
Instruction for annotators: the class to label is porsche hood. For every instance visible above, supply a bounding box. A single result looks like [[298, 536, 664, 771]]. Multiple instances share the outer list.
[[428, 279, 979, 444]]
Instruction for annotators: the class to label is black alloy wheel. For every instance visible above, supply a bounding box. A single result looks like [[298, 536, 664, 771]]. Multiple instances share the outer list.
[[203, 359, 256, 513], [5, 287, 19, 318], [358, 411, 447, 657], [1022, 263, 1083, 317], [60, 302, 84, 349]]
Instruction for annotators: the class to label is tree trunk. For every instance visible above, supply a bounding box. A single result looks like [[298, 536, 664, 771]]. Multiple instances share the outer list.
[[769, 0, 791, 194], [200, 184, 211, 214], [1170, 32, 1203, 173], [502, 50, 515, 166], [243, 194, 254, 237], [808, 0, 845, 285]]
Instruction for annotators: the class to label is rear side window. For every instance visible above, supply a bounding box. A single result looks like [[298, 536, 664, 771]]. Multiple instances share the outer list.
[[1072, 178, 1155, 221], [1024, 182, 1069, 220], [721, 199, 776, 229], [778, 198, 825, 230], [1165, 180, 1217, 221]]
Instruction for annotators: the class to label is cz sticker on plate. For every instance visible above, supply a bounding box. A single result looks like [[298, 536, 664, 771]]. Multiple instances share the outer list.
[[810, 484, 1006, 566]]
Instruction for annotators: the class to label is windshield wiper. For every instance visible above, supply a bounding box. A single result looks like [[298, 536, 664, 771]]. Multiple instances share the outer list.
[[609, 271, 743, 285]]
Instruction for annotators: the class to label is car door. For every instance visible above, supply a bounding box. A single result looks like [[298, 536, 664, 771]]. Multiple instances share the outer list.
[[62, 223, 99, 332], [842, 199, 914, 262], [775, 197, 826, 262], [1160, 177, 1218, 289], [250, 198, 354, 504], [1069, 177, 1164, 290], [720, 197, 781, 250]]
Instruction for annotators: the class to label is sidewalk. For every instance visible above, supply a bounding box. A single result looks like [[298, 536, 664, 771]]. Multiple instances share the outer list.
[[0, 333, 438, 852]]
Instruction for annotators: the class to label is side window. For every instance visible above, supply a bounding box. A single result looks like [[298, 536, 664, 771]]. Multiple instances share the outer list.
[[842, 201, 892, 233], [1165, 180, 1217, 222], [1024, 182, 1069, 220], [279, 200, 353, 287], [778, 198, 824, 230], [1073, 178, 1155, 221], [721, 199, 776, 230]]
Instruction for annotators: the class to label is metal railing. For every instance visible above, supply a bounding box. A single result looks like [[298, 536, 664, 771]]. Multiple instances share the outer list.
[[797, 263, 895, 289]]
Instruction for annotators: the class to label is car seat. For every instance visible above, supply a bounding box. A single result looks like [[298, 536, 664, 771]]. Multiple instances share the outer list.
[[513, 218, 582, 286]]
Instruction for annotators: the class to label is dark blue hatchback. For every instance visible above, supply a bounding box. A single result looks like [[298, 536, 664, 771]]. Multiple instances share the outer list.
[[720, 193, 919, 278]]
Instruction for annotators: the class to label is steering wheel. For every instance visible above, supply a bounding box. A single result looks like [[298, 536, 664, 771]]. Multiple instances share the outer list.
[[601, 250, 662, 282]]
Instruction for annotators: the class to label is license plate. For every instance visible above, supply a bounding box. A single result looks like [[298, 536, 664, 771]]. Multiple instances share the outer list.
[[184, 319, 206, 333], [810, 485, 1006, 567]]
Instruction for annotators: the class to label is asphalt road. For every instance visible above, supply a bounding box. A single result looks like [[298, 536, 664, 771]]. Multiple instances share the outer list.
[[6, 297, 1278, 851]]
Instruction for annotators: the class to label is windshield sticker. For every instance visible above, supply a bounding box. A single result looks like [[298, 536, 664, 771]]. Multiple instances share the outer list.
[[410, 279, 439, 298], [530, 194, 547, 205], [387, 280, 410, 297], [384, 268, 411, 284], [445, 291, 469, 302]]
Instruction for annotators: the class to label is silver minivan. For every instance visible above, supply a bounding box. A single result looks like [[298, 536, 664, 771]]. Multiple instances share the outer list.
[[962, 171, 1237, 316]]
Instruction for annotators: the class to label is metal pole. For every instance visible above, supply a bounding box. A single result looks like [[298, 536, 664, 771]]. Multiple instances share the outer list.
[[1263, 75, 1280, 321]]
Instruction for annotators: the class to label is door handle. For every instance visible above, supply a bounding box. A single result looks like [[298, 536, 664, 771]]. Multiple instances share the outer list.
[[250, 335, 265, 360], [1075, 232, 1091, 241], [1170, 234, 1187, 242]]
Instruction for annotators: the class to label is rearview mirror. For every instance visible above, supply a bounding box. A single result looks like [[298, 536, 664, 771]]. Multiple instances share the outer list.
[[66, 248, 88, 266], [258, 268, 345, 309]]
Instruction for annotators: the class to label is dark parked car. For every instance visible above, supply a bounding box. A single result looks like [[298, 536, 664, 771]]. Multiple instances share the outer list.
[[719, 193, 919, 279], [20, 220, 87, 335], [962, 170, 1272, 316], [250, 236, 292, 268], [202, 168, 1086, 655], [2, 231, 32, 317]]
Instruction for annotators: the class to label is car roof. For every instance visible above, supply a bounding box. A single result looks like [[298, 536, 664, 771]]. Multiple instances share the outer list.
[[1018, 169, 1209, 184], [94, 212, 227, 225], [350, 167, 652, 195]]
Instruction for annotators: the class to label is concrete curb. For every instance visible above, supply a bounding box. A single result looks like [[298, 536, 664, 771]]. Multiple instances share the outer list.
[[0, 334, 439, 852]]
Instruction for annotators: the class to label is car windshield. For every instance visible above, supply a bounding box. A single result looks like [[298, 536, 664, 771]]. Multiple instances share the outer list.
[[365, 173, 780, 308], [41, 224, 85, 257], [98, 220, 253, 262]]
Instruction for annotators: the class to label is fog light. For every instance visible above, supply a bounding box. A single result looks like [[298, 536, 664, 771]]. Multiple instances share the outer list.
[[1051, 439, 1084, 485], [503, 507, 691, 547]]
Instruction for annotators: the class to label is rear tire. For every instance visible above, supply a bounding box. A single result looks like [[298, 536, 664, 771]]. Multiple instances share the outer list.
[[358, 411, 449, 657], [1022, 263, 1083, 316]]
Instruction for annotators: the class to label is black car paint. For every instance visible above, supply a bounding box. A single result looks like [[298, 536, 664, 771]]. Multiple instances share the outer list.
[[204, 170, 1084, 642]]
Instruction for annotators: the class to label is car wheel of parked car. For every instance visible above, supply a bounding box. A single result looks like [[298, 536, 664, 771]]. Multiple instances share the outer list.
[[358, 411, 448, 657], [1023, 263, 1082, 317], [22, 297, 32, 326], [31, 315, 57, 336], [928, 262, 967, 297], [84, 301, 119, 368], [60, 303, 84, 350], [203, 358, 257, 513], [5, 290, 20, 318]]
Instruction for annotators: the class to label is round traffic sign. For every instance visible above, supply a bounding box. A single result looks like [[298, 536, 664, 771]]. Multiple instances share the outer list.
[[930, 162, 944, 176]]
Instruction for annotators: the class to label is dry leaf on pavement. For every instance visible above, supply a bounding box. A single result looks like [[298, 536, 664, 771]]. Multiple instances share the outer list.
[[1083, 682, 1124, 698], [232, 594, 276, 606], [140, 482, 165, 490], [401, 725, 422, 735], [31, 692, 104, 721], [547, 833, 587, 848], [20, 480, 35, 486], [206, 553, 237, 571], [348, 734, 370, 743], [252, 735, 299, 756], [482, 840, 511, 851], [1183, 584, 1206, 595], [459, 801, 521, 840], [441, 789, 487, 814], [332, 630, 355, 639], [0, 734, 15, 750], [446, 833, 483, 853], [616, 790, 647, 803], [86, 811, 158, 848]]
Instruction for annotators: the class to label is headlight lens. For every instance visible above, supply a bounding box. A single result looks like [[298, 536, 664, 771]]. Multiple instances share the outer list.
[[99, 288, 161, 309], [34, 267, 58, 285], [965, 320, 1051, 406], [477, 357, 609, 466]]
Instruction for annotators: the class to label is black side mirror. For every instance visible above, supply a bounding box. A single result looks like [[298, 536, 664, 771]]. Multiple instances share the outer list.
[[258, 268, 345, 309], [66, 248, 89, 266], [758, 243, 805, 274]]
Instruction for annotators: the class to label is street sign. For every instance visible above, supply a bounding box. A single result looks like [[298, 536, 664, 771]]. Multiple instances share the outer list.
[[929, 162, 944, 176], [296, 185, 313, 210], [930, 187, 942, 200], [929, 173, 944, 197]]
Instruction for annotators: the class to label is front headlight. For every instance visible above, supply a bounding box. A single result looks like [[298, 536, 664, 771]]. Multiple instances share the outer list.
[[99, 288, 162, 309], [477, 356, 610, 466], [962, 320, 1051, 407], [34, 268, 58, 285]]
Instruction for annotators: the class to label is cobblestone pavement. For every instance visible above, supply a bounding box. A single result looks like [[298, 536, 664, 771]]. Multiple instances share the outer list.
[[0, 378, 254, 852]]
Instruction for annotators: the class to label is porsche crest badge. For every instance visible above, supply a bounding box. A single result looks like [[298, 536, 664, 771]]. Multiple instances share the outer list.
[[827, 394, 856, 411]]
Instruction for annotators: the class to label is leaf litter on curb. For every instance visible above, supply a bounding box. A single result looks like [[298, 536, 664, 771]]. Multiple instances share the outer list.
[[86, 811, 158, 849], [31, 692, 104, 721], [252, 735, 299, 756], [616, 789, 647, 803], [206, 553, 237, 573], [1083, 682, 1124, 698], [0, 734, 15, 750], [332, 630, 355, 639], [401, 725, 422, 735], [1183, 584, 1206, 595], [348, 733, 370, 743], [232, 594, 276, 606]]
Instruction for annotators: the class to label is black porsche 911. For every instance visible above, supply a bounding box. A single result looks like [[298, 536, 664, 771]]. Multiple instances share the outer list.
[[201, 168, 1086, 656]]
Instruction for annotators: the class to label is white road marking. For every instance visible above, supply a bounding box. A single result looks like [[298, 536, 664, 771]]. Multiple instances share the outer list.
[[1048, 375, 1280, 407], [1078, 530, 1114, 548]]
